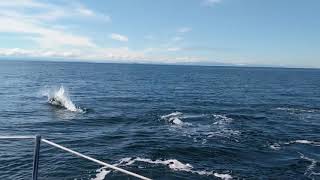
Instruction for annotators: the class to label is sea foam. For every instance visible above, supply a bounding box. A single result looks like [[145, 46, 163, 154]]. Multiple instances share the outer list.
[[293, 140, 320, 146], [284, 140, 320, 146], [92, 168, 111, 180], [93, 157, 232, 180], [161, 112, 239, 144], [275, 107, 317, 113], [299, 153, 320, 178], [270, 139, 320, 150]]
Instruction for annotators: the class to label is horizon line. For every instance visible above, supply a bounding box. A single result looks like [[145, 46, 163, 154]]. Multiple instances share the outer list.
[[0, 57, 319, 70]]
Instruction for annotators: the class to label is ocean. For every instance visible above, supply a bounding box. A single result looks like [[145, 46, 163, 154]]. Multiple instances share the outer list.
[[0, 60, 319, 179]]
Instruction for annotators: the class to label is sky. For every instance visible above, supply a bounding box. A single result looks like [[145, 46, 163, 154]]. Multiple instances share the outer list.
[[0, 0, 319, 67]]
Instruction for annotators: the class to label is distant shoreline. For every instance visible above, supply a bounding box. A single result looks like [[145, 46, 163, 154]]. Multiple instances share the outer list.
[[0, 58, 319, 70]]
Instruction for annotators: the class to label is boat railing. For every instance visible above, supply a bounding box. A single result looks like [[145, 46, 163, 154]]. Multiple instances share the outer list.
[[0, 135, 151, 180]]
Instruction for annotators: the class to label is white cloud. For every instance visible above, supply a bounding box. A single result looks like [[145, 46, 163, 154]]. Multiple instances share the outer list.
[[172, 36, 183, 42], [99, 47, 144, 60], [202, 0, 222, 6], [0, 16, 96, 48], [143, 47, 158, 53], [0, 0, 112, 48], [0, 0, 210, 64], [74, 4, 111, 22], [0, 0, 111, 22], [76, 6, 95, 16], [144, 35, 154, 40], [177, 27, 192, 33], [0, 47, 208, 64], [0, 47, 146, 61], [167, 47, 181, 52], [0, 0, 45, 8], [110, 33, 129, 42], [0, 48, 80, 58], [169, 56, 205, 62]]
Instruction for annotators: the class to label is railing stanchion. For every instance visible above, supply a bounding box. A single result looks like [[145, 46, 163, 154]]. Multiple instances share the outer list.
[[0, 135, 151, 180], [32, 135, 41, 180]]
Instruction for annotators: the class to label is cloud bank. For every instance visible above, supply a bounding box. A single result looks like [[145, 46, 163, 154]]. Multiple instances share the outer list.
[[0, 0, 212, 64]]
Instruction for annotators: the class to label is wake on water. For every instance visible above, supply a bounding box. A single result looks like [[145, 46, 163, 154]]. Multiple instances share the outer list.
[[161, 112, 240, 144], [42, 86, 84, 113], [92, 157, 232, 180], [91, 112, 235, 179]]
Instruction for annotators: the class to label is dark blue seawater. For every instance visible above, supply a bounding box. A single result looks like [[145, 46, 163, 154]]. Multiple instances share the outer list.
[[0, 60, 319, 180]]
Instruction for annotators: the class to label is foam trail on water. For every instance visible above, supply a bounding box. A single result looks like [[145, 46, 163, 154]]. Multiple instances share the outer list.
[[292, 140, 320, 146], [91, 160, 124, 180], [92, 168, 111, 180], [212, 114, 233, 125], [121, 157, 233, 179], [299, 153, 320, 178], [275, 107, 317, 113], [43, 86, 83, 113], [161, 112, 239, 144], [283, 140, 320, 147], [93, 157, 232, 180], [214, 173, 233, 180], [270, 139, 320, 150]]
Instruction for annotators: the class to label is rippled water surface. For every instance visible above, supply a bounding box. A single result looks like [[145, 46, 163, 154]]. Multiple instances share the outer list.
[[0, 60, 320, 179]]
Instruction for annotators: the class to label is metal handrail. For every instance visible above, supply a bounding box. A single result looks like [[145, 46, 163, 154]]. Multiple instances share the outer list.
[[0, 135, 152, 180], [0, 136, 35, 139]]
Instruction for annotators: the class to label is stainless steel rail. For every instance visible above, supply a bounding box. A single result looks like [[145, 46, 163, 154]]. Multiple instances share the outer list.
[[0, 135, 152, 180]]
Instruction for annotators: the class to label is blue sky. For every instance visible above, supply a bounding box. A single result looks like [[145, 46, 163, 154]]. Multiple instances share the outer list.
[[0, 0, 319, 67]]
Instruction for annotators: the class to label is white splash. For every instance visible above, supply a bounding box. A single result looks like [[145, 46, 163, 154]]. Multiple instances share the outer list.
[[92, 167, 111, 180], [269, 143, 281, 150], [42, 86, 83, 113], [91, 160, 122, 180], [161, 112, 184, 125], [161, 112, 183, 119]]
